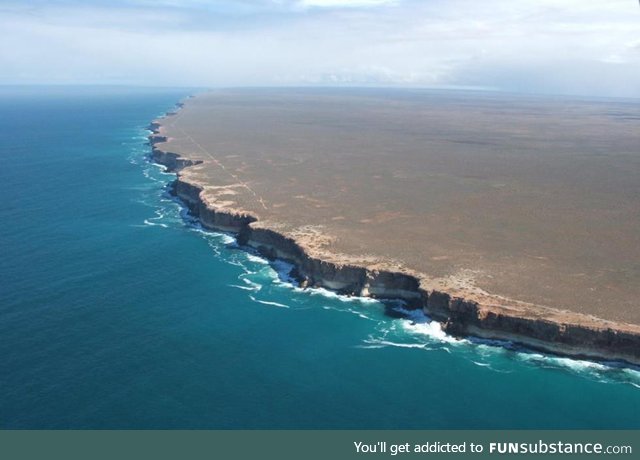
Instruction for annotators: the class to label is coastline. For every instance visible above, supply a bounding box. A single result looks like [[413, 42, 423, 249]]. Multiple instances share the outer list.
[[148, 101, 640, 367]]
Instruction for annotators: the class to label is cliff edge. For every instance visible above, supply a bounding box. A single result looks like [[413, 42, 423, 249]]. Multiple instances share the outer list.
[[148, 97, 640, 367]]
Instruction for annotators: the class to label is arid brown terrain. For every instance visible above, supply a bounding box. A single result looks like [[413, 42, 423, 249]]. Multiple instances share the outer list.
[[151, 88, 640, 363]]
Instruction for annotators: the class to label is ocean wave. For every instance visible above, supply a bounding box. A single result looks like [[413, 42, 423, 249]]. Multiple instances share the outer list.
[[358, 338, 434, 350], [141, 169, 165, 184], [245, 253, 269, 265], [514, 352, 640, 386], [228, 284, 259, 291], [143, 218, 168, 228], [240, 277, 263, 291], [220, 234, 236, 245], [227, 258, 250, 270], [401, 319, 463, 344], [192, 227, 235, 246], [248, 295, 290, 309], [188, 225, 236, 246], [306, 286, 379, 305]]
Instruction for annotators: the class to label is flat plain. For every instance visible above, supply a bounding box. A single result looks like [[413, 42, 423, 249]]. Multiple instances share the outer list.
[[158, 88, 640, 325]]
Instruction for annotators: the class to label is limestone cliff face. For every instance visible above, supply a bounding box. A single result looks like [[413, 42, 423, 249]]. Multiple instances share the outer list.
[[151, 147, 202, 173], [148, 111, 640, 367], [243, 227, 422, 301], [427, 291, 640, 364]]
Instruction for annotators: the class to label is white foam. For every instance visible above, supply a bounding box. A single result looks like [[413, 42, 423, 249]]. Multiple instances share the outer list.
[[187, 225, 208, 235], [622, 368, 640, 379], [218, 234, 236, 245], [228, 284, 259, 292], [356, 343, 386, 349], [548, 356, 607, 372], [500, 348, 640, 386], [143, 219, 168, 228], [402, 320, 463, 344], [246, 253, 269, 265], [205, 242, 222, 256], [240, 277, 263, 291], [189, 226, 236, 246], [249, 295, 290, 309], [306, 286, 379, 305], [360, 338, 431, 350], [141, 169, 164, 183]]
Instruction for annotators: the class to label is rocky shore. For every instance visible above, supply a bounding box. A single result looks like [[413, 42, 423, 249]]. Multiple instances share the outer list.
[[148, 104, 640, 367]]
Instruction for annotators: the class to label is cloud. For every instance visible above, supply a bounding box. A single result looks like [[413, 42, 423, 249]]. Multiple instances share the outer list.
[[0, 0, 639, 97], [297, 0, 397, 8]]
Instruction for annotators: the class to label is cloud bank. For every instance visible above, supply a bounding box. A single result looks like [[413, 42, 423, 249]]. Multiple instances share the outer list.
[[1, 0, 639, 97]]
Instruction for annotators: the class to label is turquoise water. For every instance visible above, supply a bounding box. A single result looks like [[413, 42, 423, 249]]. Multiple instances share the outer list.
[[1, 87, 639, 429]]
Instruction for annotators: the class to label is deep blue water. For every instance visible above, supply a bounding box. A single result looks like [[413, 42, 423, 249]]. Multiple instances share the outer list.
[[1, 87, 639, 429]]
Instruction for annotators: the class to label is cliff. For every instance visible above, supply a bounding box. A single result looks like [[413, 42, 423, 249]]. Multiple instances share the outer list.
[[148, 109, 640, 367]]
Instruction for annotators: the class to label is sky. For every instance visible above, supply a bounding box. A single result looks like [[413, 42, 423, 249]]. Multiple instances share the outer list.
[[1, 0, 639, 97]]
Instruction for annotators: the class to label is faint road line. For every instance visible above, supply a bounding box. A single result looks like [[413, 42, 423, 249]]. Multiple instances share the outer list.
[[164, 111, 268, 210]]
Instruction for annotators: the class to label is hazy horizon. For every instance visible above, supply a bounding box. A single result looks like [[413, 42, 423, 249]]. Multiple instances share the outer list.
[[3, 84, 640, 103], [2, 0, 639, 98]]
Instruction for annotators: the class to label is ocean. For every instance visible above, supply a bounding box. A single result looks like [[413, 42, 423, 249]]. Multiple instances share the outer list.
[[1, 86, 639, 429]]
